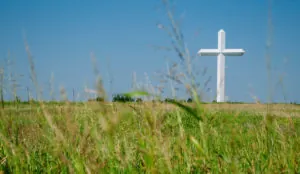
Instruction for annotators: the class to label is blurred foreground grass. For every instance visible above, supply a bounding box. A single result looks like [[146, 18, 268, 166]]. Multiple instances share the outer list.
[[0, 102, 300, 173]]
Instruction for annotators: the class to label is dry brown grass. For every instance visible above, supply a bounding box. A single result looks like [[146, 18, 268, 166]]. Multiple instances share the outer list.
[[68, 102, 300, 118]]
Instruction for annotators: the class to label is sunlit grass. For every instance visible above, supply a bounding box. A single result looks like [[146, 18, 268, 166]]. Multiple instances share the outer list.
[[0, 102, 300, 173]]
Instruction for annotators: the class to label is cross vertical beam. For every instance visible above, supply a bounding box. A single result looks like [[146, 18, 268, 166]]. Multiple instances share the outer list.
[[217, 53, 225, 102], [217, 29, 225, 102], [218, 29, 225, 51]]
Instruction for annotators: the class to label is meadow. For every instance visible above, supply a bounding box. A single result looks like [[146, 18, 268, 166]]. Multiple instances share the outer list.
[[1, 0, 299, 173], [0, 101, 300, 173]]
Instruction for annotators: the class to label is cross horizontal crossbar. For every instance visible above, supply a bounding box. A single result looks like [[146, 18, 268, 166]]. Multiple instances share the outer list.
[[197, 49, 245, 56], [197, 49, 219, 56], [222, 49, 245, 56]]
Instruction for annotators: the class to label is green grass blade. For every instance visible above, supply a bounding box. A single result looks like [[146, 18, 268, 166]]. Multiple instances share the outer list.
[[166, 100, 202, 121]]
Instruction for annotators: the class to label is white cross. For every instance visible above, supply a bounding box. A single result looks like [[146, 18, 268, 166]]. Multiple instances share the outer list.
[[197, 29, 245, 102]]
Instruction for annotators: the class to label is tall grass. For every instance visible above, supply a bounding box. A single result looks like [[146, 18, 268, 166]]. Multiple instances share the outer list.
[[1, 0, 300, 173], [0, 103, 299, 173]]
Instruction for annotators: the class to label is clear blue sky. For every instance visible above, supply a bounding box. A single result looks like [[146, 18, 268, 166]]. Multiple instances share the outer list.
[[0, 0, 299, 103]]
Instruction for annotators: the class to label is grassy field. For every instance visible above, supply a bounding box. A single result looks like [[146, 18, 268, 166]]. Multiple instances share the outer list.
[[1, 1, 298, 172], [2, 0, 295, 172], [0, 102, 299, 173]]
